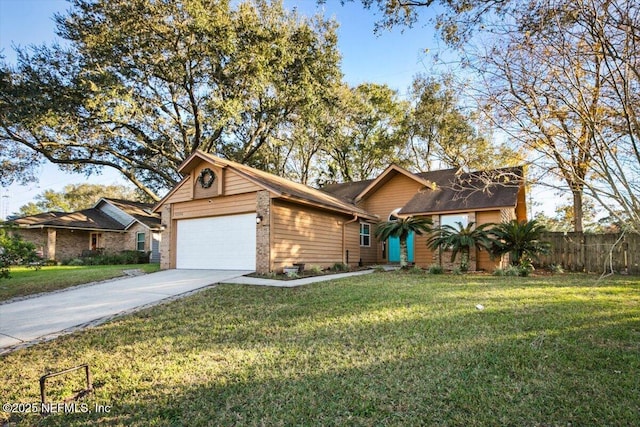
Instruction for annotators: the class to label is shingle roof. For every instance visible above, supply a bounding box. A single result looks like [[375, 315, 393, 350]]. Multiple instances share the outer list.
[[12, 208, 126, 231], [101, 198, 161, 230], [322, 166, 523, 215], [181, 151, 377, 220], [400, 167, 523, 214]]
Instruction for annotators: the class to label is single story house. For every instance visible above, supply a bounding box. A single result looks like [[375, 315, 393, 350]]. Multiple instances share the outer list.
[[154, 150, 527, 273], [8, 198, 162, 262]]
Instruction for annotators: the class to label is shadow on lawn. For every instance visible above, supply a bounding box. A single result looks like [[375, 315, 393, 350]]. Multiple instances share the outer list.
[[35, 312, 640, 426], [3, 274, 639, 426]]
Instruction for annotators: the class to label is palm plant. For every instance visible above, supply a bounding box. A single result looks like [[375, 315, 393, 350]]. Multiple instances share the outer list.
[[374, 216, 432, 268], [489, 219, 550, 266], [428, 221, 493, 272]]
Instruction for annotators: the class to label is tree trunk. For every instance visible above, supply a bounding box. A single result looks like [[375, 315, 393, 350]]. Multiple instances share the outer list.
[[572, 189, 584, 233], [460, 248, 469, 272], [399, 237, 408, 268]]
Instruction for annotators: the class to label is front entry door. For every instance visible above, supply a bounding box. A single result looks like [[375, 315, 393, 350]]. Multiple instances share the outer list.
[[388, 232, 414, 263]]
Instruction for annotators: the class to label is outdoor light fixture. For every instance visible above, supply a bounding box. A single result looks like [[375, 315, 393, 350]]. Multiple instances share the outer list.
[[256, 215, 263, 224], [160, 224, 167, 231]]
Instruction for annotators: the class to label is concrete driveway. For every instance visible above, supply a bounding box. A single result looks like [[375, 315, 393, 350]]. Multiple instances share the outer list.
[[0, 269, 250, 353]]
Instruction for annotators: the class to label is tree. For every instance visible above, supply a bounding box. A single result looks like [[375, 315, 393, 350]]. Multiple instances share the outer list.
[[427, 221, 492, 271], [322, 83, 410, 182], [407, 74, 519, 171], [15, 183, 142, 217], [0, 228, 40, 279], [489, 219, 550, 267], [0, 0, 341, 199], [345, 0, 640, 232], [374, 216, 432, 268]]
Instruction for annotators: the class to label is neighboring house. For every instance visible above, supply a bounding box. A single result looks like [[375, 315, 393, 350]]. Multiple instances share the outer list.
[[154, 150, 527, 273], [8, 198, 162, 263]]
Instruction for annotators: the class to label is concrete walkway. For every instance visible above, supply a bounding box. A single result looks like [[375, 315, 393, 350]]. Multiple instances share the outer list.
[[0, 268, 375, 355], [223, 269, 374, 287], [0, 269, 250, 354]]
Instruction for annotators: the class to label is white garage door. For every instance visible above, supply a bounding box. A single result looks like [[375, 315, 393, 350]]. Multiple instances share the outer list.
[[176, 213, 256, 270]]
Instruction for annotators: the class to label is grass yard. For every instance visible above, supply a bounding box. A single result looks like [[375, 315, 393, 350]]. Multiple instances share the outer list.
[[1, 272, 639, 426], [0, 264, 160, 302]]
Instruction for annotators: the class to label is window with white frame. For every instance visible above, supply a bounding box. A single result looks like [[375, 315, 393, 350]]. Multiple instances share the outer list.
[[136, 232, 145, 251], [360, 223, 371, 247], [439, 214, 469, 229]]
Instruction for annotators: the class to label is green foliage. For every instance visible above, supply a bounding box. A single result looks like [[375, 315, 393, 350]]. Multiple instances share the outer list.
[[0, 0, 341, 198], [330, 263, 350, 272], [428, 221, 493, 272], [0, 228, 41, 279], [428, 264, 444, 274], [407, 74, 520, 171], [375, 216, 432, 268], [322, 83, 410, 182], [489, 219, 550, 266], [63, 250, 150, 266]]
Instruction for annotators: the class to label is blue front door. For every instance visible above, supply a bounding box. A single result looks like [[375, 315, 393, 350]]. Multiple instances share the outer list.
[[388, 232, 414, 263]]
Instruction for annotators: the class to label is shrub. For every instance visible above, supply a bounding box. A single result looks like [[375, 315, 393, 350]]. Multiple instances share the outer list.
[[67, 258, 85, 266], [0, 229, 41, 278], [493, 268, 505, 277], [452, 267, 463, 275], [309, 265, 323, 274], [408, 266, 424, 274], [428, 264, 444, 274], [330, 263, 349, 272]]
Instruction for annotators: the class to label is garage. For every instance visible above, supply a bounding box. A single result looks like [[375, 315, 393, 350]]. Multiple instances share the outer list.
[[176, 213, 256, 270]]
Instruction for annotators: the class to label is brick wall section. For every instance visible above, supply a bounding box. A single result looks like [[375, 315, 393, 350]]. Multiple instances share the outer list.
[[160, 204, 172, 269], [52, 229, 89, 261], [256, 190, 271, 274], [125, 223, 150, 252]]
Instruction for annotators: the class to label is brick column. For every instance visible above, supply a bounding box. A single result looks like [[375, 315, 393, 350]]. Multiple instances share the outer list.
[[256, 190, 271, 274], [160, 204, 172, 270], [46, 228, 57, 261]]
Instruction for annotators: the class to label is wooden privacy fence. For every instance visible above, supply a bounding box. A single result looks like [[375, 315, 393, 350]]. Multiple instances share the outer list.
[[536, 232, 640, 275]]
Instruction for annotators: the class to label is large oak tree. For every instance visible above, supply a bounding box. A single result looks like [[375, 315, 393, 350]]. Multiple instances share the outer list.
[[0, 0, 341, 200]]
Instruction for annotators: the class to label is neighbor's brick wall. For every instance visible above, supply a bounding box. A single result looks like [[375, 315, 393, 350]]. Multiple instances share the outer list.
[[102, 232, 125, 254], [125, 223, 150, 252], [54, 229, 90, 261]]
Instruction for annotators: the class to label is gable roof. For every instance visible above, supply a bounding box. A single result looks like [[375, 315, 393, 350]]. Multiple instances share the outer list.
[[351, 164, 434, 203], [322, 166, 524, 216], [9, 199, 161, 232], [98, 198, 161, 230], [157, 151, 377, 220], [11, 208, 127, 231], [400, 167, 524, 215]]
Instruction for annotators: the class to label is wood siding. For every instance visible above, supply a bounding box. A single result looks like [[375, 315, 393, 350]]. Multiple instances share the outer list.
[[362, 173, 426, 264], [271, 200, 353, 271], [225, 170, 262, 195], [172, 193, 256, 220], [344, 222, 361, 267], [476, 210, 502, 271], [167, 176, 193, 204]]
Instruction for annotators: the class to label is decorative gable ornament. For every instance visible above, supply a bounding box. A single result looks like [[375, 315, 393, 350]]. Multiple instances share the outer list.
[[197, 168, 216, 189]]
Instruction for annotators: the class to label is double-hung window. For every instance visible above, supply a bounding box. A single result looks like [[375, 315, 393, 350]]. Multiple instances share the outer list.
[[136, 232, 145, 252], [360, 223, 371, 247]]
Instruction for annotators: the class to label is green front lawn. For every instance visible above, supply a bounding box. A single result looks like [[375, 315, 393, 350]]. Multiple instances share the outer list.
[[0, 264, 160, 302], [1, 272, 639, 426]]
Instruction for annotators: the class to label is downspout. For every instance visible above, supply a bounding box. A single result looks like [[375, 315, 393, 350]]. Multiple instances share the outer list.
[[342, 214, 359, 265]]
